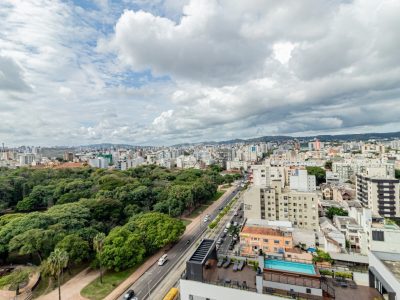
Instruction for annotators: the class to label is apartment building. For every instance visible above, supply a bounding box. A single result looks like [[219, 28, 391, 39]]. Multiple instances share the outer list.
[[251, 165, 285, 187], [244, 181, 319, 231], [349, 207, 400, 254], [239, 225, 293, 257], [356, 169, 400, 218], [289, 169, 316, 192], [333, 216, 367, 254], [333, 160, 395, 183]]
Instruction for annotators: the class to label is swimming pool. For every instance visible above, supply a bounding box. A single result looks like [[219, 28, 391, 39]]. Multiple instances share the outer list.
[[264, 259, 316, 275]]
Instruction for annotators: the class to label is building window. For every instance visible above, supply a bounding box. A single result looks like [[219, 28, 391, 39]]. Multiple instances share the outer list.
[[372, 231, 384, 241], [274, 240, 280, 244], [263, 239, 269, 242]]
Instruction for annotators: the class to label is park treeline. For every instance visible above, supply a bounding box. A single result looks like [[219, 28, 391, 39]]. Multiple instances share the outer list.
[[0, 165, 240, 270]]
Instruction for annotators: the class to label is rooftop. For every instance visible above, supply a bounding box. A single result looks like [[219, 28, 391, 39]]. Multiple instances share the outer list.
[[202, 258, 257, 291], [241, 226, 291, 237], [372, 251, 400, 282], [189, 239, 215, 264], [382, 260, 400, 282]]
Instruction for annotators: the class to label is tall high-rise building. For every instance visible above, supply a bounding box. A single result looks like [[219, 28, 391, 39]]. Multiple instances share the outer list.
[[356, 169, 400, 218]]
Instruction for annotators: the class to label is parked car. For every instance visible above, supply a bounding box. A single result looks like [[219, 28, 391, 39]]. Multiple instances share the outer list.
[[228, 244, 234, 250], [232, 235, 238, 241], [234, 211, 238, 216], [238, 260, 245, 271], [223, 228, 228, 233], [233, 221, 238, 227], [223, 257, 231, 268], [233, 262, 238, 272], [221, 232, 227, 238]]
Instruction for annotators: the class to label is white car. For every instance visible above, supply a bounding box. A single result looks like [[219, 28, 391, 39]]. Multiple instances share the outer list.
[[158, 254, 168, 266], [203, 217, 209, 223], [233, 222, 238, 227], [223, 228, 228, 233]]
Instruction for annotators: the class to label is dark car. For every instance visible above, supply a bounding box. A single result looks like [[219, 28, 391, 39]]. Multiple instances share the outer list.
[[123, 289, 137, 300]]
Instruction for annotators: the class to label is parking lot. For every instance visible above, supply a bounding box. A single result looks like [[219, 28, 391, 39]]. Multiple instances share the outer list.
[[215, 201, 244, 256]]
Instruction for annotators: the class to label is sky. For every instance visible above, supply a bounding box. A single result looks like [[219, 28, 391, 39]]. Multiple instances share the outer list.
[[1, 0, 400, 146]]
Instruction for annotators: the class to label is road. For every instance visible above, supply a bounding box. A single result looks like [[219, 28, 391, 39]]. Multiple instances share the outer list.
[[150, 186, 245, 300], [119, 184, 242, 300]]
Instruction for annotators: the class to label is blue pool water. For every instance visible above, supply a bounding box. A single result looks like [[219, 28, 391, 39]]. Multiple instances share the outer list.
[[264, 259, 316, 275]]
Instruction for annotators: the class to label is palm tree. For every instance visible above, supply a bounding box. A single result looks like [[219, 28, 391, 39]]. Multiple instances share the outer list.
[[93, 232, 106, 284], [47, 249, 68, 300]]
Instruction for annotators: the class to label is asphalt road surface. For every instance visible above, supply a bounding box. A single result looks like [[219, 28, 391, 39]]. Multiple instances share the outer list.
[[119, 185, 242, 300]]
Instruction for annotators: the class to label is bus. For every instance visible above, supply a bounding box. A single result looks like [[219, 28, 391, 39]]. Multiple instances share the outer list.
[[163, 287, 179, 300]]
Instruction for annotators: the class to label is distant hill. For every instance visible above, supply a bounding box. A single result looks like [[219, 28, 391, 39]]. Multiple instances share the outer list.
[[173, 131, 400, 146]]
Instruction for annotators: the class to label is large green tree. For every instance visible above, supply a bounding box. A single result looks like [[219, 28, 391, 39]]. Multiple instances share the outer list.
[[9, 228, 61, 262], [126, 212, 185, 255], [306, 167, 326, 185], [56, 234, 90, 266], [101, 227, 145, 271]]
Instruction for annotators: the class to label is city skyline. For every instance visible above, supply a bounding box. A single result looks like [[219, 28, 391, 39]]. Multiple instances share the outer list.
[[1, 0, 400, 146]]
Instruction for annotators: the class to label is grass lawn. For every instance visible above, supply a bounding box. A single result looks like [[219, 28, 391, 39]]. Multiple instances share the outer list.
[[33, 263, 88, 298], [180, 219, 192, 226], [186, 191, 226, 219], [81, 267, 137, 300], [210, 190, 225, 202], [186, 205, 207, 219]]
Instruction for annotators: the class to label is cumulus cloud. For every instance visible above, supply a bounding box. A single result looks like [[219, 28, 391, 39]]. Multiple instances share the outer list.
[[102, 0, 400, 142], [0, 56, 31, 92], [1, 0, 400, 146]]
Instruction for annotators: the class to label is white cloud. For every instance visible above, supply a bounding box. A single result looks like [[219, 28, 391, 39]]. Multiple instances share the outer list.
[[1, 0, 400, 146]]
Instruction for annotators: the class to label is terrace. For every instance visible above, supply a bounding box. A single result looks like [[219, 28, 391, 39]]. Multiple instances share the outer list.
[[202, 258, 257, 292]]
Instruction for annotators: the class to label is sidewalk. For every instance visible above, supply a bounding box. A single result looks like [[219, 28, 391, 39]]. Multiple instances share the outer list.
[[37, 268, 99, 300], [103, 186, 236, 300]]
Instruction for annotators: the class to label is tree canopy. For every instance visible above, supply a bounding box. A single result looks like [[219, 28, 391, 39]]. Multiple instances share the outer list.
[[0, 165, 228, 272], [306, 166, 326, 186]]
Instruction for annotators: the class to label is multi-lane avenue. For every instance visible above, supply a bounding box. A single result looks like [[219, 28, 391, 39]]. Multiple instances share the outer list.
[[119, 183, 243, 300]]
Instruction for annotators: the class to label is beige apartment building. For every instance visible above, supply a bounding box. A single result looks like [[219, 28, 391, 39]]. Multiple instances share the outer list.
[[244, 180, 319, 231]]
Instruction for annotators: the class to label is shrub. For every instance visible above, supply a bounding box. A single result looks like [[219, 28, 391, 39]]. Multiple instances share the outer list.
[[319, 269, 334, 276], [335, 271, 352, 279]]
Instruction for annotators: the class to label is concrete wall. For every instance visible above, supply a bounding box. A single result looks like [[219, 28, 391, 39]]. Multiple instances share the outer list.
[[244, 186, 261, 220], [264, 281, 323, 297], [370, 229, 400, 254], [180, 279, 283, 300], [368, 251, 400, 297]]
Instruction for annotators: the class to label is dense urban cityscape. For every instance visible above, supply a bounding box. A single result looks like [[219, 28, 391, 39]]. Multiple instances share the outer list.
[[1, 135, 400, 299], [1, 0, 400, 300]]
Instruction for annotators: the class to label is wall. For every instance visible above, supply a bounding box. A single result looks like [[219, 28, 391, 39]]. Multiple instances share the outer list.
[[368, 251, 400, 297], [263, 281, 322, 296], [244, 186, 262, 220], [180, 279, 283, 300]]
